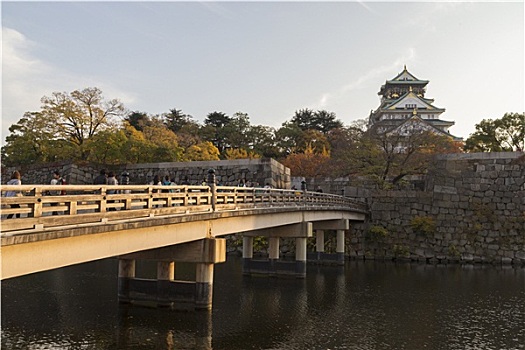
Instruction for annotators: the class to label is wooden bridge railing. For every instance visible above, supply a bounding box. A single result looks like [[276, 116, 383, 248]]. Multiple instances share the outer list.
[[1, 184, 367, 235]]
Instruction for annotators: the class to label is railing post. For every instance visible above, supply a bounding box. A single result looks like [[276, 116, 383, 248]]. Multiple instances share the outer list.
[[207, 168, 216, 211]]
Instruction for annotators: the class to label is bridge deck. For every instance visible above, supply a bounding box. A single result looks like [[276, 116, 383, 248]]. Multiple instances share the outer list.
[[1, 185, 367, 238], [1, 185, 368, 279]]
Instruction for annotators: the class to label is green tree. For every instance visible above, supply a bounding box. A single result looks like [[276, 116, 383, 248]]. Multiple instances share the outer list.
[[1, 112, 60, 166], [201, 111, 232, 155], [40, 87, 125, 160], [290, 108, 343, 133], [86, 128, 129, 164], [225, 112, 252, 151], [247, 125, 279, 158], [126, 111, 150, 132], [275, 122, 304, 157], [465, 113, 525, 152], [163, 108, 198, 133]]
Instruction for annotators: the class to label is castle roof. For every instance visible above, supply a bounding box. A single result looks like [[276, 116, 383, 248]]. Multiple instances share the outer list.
[[379, 65, 429, 96]]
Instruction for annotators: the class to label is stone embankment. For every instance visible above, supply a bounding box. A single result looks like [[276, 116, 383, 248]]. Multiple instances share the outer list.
[[2, 158, 291, 189], [345, 152, 525, 265]]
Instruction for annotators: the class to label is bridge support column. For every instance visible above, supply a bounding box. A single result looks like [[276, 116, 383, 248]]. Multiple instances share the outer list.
[[336, 229, 345, 265], [196, 263, 214, 310], [157, 261, 175, 307], [295, 237, 307, 278], [118, 259, 136, 303], [316, 230, 325, 261], [118, 238, 225, 311], [268, 237, 280, 276], [242, 236, 253, 275]]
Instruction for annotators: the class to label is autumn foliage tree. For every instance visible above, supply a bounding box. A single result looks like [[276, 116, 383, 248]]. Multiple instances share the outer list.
[[40, 87, 125, 160], [281, 146, 331, 178]]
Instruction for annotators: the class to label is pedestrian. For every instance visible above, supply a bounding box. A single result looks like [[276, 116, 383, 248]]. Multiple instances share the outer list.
[[94, 169, 108, 185], [120, 172, 131, 194], [4, 170, 22, 219], [162, 175, 171, 193], [120, 171, 130, 185], [151, 175, 161, 186], [315, 186, 323, 193], [181, 176, 190, 185], [107, 171, 118, 211], [50, 170, 62, 215]]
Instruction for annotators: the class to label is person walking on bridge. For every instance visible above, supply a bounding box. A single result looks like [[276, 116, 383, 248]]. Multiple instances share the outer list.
[[4, 170, 22, 219], [107, 171, 118, 211], [49, 171, 63, 215]]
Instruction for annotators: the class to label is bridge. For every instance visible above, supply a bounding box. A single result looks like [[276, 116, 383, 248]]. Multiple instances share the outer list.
[[1, 177, 367, 310]]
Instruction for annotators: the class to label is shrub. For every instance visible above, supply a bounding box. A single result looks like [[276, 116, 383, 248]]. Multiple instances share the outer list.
[[410, 216, 436, 237], [366, 225, 388, 241]]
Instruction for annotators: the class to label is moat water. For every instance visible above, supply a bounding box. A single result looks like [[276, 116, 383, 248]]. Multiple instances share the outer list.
[[1, 256, 524, 350]]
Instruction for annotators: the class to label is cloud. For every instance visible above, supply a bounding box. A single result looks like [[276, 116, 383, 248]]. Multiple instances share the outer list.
[[1, 27, 136, 145], [2, 28, 52, 142], [313, 48, 417, 109]]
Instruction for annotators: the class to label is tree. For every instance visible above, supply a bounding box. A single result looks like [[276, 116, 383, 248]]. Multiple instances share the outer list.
[[85, 128, 129, 164], [201, 111, 232, 155], [1, 112, 61, 166], [275, 122, 304, 157], [224, 112, 252, 151], [163, 108, 198, 133], [126, 111, 150, 132], [313, 110, 344, 133], [367, 129, 463, 186], [40, 87, 125, 160], [246, 125, 279, 158], [281, 146, 331, 178], [290, 108, 343, 133], [326, 124, 368, 177], [297, 129, 330, 154], [224, 148, 261, 160], [142, 125, 183, 162], [465, 113, 525, 152], [184, 141, 220, 161]]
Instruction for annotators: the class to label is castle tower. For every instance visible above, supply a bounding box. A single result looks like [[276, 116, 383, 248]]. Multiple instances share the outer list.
[[368, 66, 462, 141]]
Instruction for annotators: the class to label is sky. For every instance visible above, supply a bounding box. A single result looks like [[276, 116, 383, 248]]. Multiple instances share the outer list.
[[2, 1, 524, 145]]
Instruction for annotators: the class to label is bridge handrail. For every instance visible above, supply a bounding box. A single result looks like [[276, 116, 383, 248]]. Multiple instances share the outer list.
[[0, 184, 368, 234]]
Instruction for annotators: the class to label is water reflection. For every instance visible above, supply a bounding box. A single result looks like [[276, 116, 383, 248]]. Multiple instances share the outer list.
[[2, 257, 524, 350]]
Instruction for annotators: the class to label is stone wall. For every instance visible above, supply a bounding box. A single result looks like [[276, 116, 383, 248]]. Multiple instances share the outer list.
[[347, 152, 525, 265], [2, 158, 291, 189]]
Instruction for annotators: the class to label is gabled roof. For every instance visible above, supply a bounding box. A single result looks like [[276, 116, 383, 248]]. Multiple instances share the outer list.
[[387, 65, 429, 84], [384, 115, 462, 141], [384, 91, 441, 111]]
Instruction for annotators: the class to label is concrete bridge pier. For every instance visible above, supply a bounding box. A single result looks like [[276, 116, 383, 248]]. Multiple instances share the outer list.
[[336, 229, 345, 265], [118, 259, 136, 303], [242, 236, 254, 275], [156, 261, 175, 307], [295, 237, 307, 278], [268, 236, 280, 276], [315, 229, 325, 260], [310, 220, 349, 265], [242, 222, 312, 278], [195, 263, 214, 310], [118, 238, 225, 310]]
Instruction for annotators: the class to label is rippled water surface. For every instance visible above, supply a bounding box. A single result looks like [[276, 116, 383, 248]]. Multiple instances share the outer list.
[[2, 257, 524, 350]]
